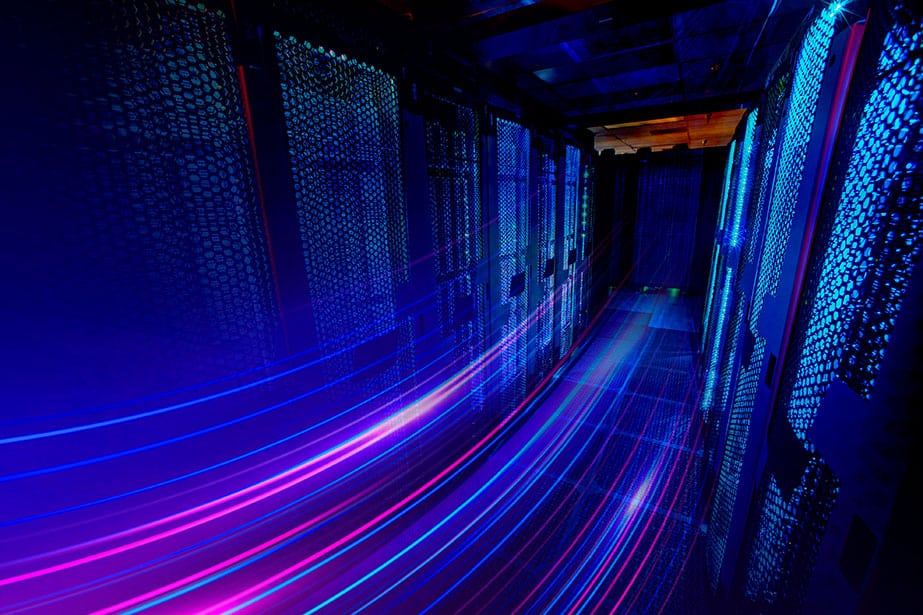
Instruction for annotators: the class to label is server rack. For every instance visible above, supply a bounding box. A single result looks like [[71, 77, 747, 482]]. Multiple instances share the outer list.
[[274, 34, 415, 411], [703, 2, 922, 610], [576, 151, 597, 336], [421, 93, 488, 422], [558, 144, 582, 358], [493, 117, 533, 413], [530, 137, 560, 383]]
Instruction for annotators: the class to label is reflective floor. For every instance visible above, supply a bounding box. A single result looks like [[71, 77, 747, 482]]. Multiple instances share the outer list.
[[307, 291, 708, 613], [0, 291, 707, 614]]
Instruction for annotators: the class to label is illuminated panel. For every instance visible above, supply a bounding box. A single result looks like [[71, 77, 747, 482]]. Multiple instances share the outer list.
[[708, 106, 757, 452], [701, 267, 733, 413], [717, 140, 738, 235], [559, 145, 581, 356], [836, 19, 922, 398], [752, 8, 836, 320], [708, 6, 837, 590], [707, 335, 762, 589], [701, 139, 737, 352], [739, 9, 923, 609], [782, 16, 922, 437], [744, 71, 790, 267], [535, 147, 558, 376], [275, 36, 412, 399], [424, 96, 486, 406], [703, 110, 758, 490], [496, 119, 531, 411], [701, 108, 756, 419], [716, 293, 745, 428], [745, 133, 776, 267], [728, 110, 759, 249], [734, 16, 923, 608], [576, 158, 595, 332]]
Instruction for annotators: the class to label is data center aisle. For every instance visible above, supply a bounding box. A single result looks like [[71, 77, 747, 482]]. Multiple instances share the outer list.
[[307, 291, 708, 614]]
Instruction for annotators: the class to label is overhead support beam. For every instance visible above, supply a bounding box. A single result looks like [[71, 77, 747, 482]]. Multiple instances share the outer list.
[[473, 0, 726, 62], [529, 42, 677, 86]]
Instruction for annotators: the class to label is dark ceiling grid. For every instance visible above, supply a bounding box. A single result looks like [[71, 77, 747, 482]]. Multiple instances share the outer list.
[[372, 0, 818, 149]]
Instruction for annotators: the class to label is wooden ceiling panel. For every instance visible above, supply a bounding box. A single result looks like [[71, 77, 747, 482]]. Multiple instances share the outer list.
[[592, 108, 745, 154]]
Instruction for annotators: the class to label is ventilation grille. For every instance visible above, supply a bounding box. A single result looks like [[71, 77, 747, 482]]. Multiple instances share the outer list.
[[559, 145, 581, 356], [837, 16, 922, 398], [62, 0, 280, 375], [497, 118, 531, 411], [424, 95, 486, 406], [535, 146, 558, 377], [576, 158, 595, 332], [275, 35, 412, 399], [782, 12, 922, 439], [753, 9, 836, 321]]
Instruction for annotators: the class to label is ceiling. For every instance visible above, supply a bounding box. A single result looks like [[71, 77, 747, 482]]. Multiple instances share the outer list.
[[373, 0, 817, 152]]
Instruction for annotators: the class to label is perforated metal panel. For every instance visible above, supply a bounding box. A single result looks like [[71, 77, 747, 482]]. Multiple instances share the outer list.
[[707, 336, 763, 589], [54, 0, 281, 375], [703, 110, 761, 586], [743, 459, 838, 610], [275, 35, 412, 399], [707, 8, 838, 592], [781, 12, 922, 438], [752, 9, 836, 321], [702, 109, 757, 417], [702, 267, 734, 413], [559, 145, 581, 356], [535, 146, 558, 377], [576, 157, 595, 332], [733, 12, 922, 609], [731, 7, 838, 603], [424, 96, 486, 404], [497, 119, 531, 411], [728, 111, 759, 249], [835, 17, 922, 399], [701, 141, 737, 363], [744, 72, 787, 268]]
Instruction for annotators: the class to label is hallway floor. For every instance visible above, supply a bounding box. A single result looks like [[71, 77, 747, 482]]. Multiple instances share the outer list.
[[313, 291, 708, 613], [0, 291, 708, 614]]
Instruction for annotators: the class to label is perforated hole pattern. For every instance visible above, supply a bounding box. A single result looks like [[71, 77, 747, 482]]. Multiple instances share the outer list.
[[275, 35, 411, 391], [497, 119, 531, 409]]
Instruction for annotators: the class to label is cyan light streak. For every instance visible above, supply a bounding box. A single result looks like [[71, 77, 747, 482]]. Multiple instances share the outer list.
[[729, 110, 759, 249], [2, 5, 709, 612], [1, 251, 705, 615], [701, 138, 736, 360], [702, 267, 734, 411]]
